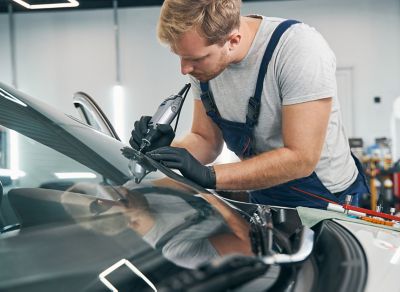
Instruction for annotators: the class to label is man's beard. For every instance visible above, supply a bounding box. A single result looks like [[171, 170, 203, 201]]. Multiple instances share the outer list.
[[192, 68, 225, 82], [192, 50, 229, 82]]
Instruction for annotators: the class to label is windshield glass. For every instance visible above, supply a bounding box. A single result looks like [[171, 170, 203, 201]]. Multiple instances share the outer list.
[[0, 125, 108, 226], [0, 84, 254, 291], [2, 127, 104, 191]]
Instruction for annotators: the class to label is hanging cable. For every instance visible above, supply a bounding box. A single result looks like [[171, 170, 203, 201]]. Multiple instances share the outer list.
[[173, 84, 190, 133]]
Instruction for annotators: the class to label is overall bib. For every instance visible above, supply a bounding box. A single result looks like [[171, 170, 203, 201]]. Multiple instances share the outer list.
[[200, 20, 369, 209]]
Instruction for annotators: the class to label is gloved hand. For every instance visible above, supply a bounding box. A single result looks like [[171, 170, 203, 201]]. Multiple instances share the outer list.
[[147, 146, 216, 189], [129, 116, 175, 152]]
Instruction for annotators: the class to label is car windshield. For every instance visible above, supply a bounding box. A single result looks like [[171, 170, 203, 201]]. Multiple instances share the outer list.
[[0, 82, 257, 291]]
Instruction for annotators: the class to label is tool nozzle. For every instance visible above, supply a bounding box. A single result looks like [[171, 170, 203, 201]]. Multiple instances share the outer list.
[[177, 83, 191, 96], [139, 138, 151, 153]]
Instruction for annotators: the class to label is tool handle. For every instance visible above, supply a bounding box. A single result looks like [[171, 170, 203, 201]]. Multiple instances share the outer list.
[[149, 83, 190, 126]]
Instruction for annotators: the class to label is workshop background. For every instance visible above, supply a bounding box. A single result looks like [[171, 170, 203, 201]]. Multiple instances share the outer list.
[[0, 0, 400, 208]]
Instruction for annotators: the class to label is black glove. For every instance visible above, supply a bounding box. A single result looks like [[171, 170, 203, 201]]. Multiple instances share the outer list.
[[129, 116, 175, 152], [147, 146, 216, 189]]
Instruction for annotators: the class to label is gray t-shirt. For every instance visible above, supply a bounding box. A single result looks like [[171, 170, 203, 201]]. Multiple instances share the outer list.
[[190, 16, 357, 193]]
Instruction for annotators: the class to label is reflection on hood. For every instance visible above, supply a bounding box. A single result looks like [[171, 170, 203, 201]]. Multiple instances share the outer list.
[[142, 194, 198, 247], [61, 185, 234, 270], [142, 194, 230, 269]]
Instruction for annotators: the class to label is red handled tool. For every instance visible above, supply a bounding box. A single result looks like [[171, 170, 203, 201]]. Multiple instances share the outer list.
[[342, 204, 400, 222]]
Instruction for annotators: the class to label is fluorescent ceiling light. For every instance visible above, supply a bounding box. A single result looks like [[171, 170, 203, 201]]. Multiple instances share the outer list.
[[9, 130, 21, 179], [54, 172, 97, 179], [0, 168, 26, 180], [112, 84, 125, 142], [13, 0, 79, 10]]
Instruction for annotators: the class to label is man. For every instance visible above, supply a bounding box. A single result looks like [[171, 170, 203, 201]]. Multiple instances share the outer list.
[[129, 0, 369, 209]]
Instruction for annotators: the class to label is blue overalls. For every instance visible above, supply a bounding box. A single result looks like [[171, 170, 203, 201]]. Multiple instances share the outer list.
[[199, 20, 369, 209]]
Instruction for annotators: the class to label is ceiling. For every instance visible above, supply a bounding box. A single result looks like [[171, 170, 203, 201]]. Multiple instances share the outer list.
[[0, 0, 289, 14]]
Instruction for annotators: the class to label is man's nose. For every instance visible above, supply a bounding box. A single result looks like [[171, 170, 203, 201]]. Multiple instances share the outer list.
[[180, 60, 193, 75]]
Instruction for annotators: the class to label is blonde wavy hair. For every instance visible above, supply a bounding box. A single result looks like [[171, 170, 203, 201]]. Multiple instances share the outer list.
[[157, 0, 241, 47]]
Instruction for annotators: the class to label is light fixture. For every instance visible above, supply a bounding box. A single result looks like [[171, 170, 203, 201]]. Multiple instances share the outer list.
[[12, 0, 79, 10], [54, 172, 97, 179], [0, 168, 26, 180], [112, 84, 125, 142], [111, 0, 126, 142], [9, 130, 22, 179]]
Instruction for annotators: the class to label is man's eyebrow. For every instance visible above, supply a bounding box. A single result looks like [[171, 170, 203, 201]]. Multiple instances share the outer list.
[[183, 54, 208, 61]]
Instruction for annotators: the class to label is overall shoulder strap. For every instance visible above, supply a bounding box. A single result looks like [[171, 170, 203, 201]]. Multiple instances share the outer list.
[[200, 81, 220, 117], [246, 19, 301, 127]]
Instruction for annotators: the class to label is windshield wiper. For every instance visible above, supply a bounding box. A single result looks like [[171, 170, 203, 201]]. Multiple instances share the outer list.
[[120, 146, 211, 194]]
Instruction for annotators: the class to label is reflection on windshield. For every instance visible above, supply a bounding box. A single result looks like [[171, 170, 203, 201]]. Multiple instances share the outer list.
[[61, 180, 253, 269], [0, 83, 257, 291]]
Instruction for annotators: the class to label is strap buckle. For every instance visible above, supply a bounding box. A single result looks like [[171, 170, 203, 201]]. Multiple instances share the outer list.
[[201, 91, 219, 115], [246, 96, 260, 126]]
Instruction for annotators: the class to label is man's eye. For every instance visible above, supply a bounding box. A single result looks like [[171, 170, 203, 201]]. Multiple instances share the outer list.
[[193, 56, 207, 62]]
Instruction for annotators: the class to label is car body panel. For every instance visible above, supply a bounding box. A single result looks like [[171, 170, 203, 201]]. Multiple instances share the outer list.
[[334, 219, 400, 291]]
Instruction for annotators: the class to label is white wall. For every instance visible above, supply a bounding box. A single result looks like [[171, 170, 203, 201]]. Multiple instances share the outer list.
[[0, 13, 11, 84], [241, 0, 400, 145], [118, 7, 190, 140], [13, 9, 115, 122], [0, 0, 400, 146]]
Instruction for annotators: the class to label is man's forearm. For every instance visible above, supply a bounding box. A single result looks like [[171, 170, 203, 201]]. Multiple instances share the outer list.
[[172, 133, 222, 165], [214, 147, 316, 190]]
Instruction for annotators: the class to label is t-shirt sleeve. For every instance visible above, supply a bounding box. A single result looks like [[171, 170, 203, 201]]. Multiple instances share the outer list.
[[189, 75, 202, 100], [276, 24, 337, 105]]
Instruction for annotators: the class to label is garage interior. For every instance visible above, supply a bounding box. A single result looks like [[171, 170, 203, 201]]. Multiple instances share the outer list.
[[0, 0, 400, 292], [1, 0, 400, 212]]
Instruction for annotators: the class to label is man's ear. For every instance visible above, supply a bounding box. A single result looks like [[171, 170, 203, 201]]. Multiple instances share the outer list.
[[227, 30, 241, 51]]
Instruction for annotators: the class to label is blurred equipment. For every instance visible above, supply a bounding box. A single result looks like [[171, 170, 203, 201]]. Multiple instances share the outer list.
[[393, 172, 400, 211], [361, 136, 400, 214], [382, 177, 394, 213], [349, 137, 363, 161]]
